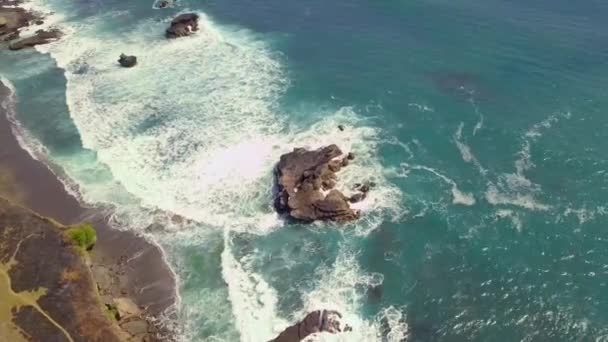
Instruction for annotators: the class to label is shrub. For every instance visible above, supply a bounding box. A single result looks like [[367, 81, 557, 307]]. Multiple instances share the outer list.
[[66, 224, 97, 251]]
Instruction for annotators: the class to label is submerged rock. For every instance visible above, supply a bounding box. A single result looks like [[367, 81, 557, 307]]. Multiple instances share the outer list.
[[165, 13, 199, 38], [272, 310, 346, 342], [8, 29, 61, 50], [118, 53, 137, 68], [274, 145, 361, 223]]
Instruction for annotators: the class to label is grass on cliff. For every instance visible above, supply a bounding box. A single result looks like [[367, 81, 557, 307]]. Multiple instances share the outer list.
[[66, 224, 97, 251]]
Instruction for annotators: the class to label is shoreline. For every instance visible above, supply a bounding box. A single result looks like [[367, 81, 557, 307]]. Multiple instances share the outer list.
[[0, 80, 178, 340]]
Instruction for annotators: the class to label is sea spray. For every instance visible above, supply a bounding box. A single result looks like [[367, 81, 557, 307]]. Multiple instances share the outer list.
[[25, 4, 405, 341]]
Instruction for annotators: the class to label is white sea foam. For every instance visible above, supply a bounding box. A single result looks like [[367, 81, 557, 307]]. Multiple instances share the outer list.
[[494, 209, 523, 232], [485, 184, 549, 211], [469, 97, 484, 135], [562, 206, 606, 225], [221, 233, 288, 341], [16, 0, 67, 41], [408, 102, 434, 113], [454, 122, 487, 176], [0, 77, 47, 160], [484, 112, 571, 212], [400, 163, 475, 206], [386, 136, 415, 160], [40, 13, 401, 233], [294, 251, 408, 341], [0, 76, 87, 203], [32, 8, 403, 341]]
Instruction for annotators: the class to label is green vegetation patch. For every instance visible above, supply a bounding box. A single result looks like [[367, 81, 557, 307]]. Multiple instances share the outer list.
[[66, 224, 97, 251]]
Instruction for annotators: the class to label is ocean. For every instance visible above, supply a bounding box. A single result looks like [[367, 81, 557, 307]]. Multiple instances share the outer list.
[[1, 0, 608, 340]]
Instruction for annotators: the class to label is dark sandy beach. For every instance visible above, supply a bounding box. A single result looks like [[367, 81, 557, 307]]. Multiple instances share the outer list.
[[0, 80, 178, 338]]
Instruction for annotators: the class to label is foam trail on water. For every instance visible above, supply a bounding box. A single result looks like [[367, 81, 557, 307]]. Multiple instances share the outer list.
[[470, 96, 484, 135], [400, 162, 475, 206], [494, 209, 523, 232], [484, 112, 570, 211], [454, 122, 487, 176], [408, 102, 434, 113], [221, 232, 288, 341], [0, 77, 48, 161]]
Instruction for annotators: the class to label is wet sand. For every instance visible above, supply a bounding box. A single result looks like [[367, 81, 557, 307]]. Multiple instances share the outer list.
[[0, 81, 177, 334]]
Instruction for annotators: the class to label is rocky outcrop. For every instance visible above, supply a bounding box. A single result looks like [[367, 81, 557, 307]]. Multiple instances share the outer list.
[[8, 28, 61, 50], [118, 53, 137, 68], [0, 1, 36, 42], [0, 198, 126, 341], [1, 0, 62, 49], [165, 13, 199, 39], [274, 145, 361, 223], [272, 310, 350, 342]]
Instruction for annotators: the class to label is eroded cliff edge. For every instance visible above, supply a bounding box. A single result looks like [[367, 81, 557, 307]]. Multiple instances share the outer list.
[[0, 80, 177, 341], [0, 198, 126, 341]]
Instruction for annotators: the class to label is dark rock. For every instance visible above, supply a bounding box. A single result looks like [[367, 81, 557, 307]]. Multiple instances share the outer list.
[[367, 284, 383, 303], [346, 152, 355, 160], [34, 19, 43, 25], [355, 181, 375, 193], [338, 125, 345, 131], [118, 53, 137, 68], [157, 0, 169, 8], [349, 192, 366, 203], [1, 31, 19, 41], [274, 145, 361, 223], [272, 310, 345, 342], [8, 29, 61, 50], [165, 13, 199, 39]]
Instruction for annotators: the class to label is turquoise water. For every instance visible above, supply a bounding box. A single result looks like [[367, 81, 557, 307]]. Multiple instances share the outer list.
[[2, 0, 608, 340]]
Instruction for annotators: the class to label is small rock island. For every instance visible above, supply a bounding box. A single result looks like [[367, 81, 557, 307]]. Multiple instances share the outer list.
[[274, 145, 365, 223], [165, 13, 199, 39]]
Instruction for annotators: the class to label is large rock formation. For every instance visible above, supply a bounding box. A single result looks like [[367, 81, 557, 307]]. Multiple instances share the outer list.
[[274, 145, 361, 223], [272, 310, 349, 342], [8, 28, 61, 50], [165, 13, 199, 39]]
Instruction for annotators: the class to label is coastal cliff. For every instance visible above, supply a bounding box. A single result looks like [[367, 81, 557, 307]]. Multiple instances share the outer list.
[[0, 198, 126, 341], [0, 80, 177, 341]]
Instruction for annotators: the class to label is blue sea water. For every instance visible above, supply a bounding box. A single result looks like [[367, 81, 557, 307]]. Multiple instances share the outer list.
[[2, 0, 608, 341]]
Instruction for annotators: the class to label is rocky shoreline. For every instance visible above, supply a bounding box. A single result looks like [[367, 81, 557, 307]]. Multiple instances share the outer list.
[[0, 0, 61, 50], [0, 81, 177, 341]]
